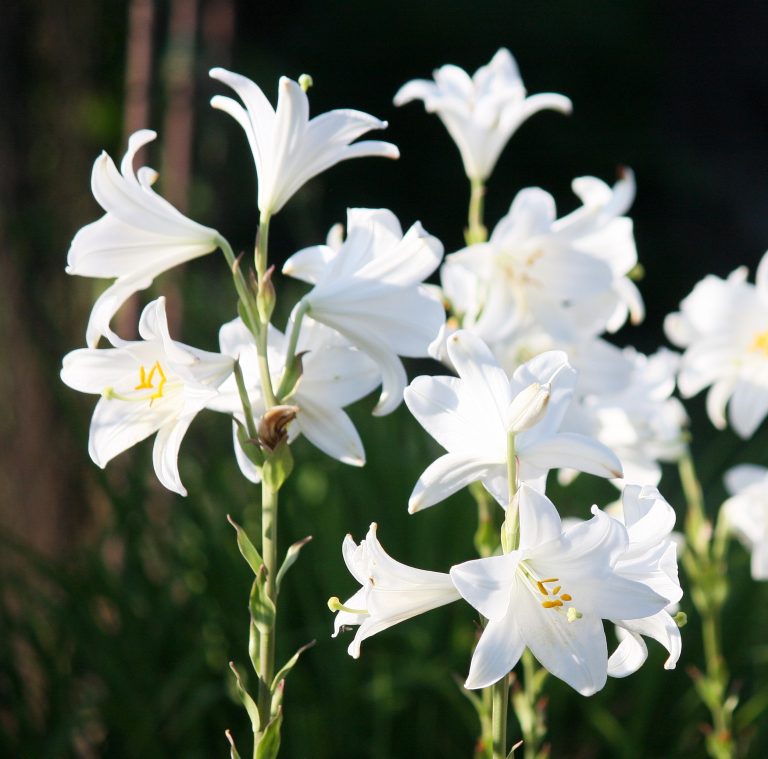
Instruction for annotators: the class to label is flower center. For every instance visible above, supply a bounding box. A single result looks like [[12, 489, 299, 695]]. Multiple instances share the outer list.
[[749, 330, 768, 356], [519, 563, 582, 622], [103, 361, 170, 405]]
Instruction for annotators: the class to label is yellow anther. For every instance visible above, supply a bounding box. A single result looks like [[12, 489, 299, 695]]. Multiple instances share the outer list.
[[552, 585, 561, 595], [536, 581, 549, 596], [749, 331, 768, 356], [134, 361, 167, 401], [541, 578, 558, 584], [541, 599, 563, 609], [560, 593, 572, 601]]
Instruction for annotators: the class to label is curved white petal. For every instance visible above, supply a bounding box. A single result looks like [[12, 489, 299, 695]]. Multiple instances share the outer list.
[[409, 453, 499, 513], [464, 609, 526, 689], [152, 415, 195, 496], [450, 552, 519, 620]]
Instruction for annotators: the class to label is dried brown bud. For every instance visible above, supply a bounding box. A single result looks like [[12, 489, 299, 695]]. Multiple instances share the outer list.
[[258, 404, 299, 451]]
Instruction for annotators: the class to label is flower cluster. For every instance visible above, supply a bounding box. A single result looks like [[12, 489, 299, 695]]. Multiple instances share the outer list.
[[62, 69, 445, 496]]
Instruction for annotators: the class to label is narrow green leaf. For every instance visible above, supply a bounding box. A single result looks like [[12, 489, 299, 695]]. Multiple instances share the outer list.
[[275, 535, 312, 593], [255, 708, 283, 759], [228, 515, 264, 577], [506, 740, 524, 758], [225, 730, 243, 759], [229, 661, 260, 733], [250, 574, 276, 634], [248, 617, 261, 676], [262, 438, 294, 492], [271, 640, 316, 692]]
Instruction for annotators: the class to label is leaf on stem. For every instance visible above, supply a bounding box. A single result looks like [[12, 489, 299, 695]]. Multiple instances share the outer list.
[[271, 640, 316, 692], [255, 707, 283, 759], [250, 573, 276, 634], [225, 729, 243, 759], [229, 661, 261, 733], [235, 418, 264, 467], [228, 515, 264, 576], [275, 535, 313, 593], [262, 436, 295, 492]]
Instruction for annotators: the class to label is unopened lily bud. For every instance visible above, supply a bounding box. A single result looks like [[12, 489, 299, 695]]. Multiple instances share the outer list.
[[257, 265, 276, 323], [505, 382, 550, 433], [258, 404, 299, 451]]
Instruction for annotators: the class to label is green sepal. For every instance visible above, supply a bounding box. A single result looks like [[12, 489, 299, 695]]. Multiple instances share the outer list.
[[271, 640, 316, 692], [235, 418, 264, 468], [225, 729, 243, 759], [255, 708, 283, 759], [229, 661, 260, 733], [275, 536, 312, 594], [276, 352, 304, 401], [228, 515, 264, 577], [238, 297, 260, 336], [262, 438, 294, 493], [250, 572, 276, 635]]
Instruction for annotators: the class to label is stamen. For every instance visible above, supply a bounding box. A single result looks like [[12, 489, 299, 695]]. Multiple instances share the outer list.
[[536, 581, 549, 596], [327, 596, 368, 615], [552, 585, 561, 595], [542, 600, 563, 609], [560, 593, 572, 601]]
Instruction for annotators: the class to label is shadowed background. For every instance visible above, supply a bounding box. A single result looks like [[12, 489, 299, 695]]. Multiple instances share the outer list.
[[2, 1, 768, 757]]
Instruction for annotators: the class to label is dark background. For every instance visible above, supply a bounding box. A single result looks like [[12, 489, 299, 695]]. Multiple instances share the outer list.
[[2, 1, 768, 757]]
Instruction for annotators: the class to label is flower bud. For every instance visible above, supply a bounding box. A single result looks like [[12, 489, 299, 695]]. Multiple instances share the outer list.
[[505, 382, 550, 433], [257, 265, 276, 324]]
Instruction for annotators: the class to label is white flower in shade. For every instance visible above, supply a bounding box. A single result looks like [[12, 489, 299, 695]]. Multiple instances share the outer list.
[[66, 130, 221, 348], [665, 254, 768, 438], [394, 48, 571, 181], [440, 171, 639, 345], [450, 485, 667, 694], [332, 523, 460, 658], [60, 298, 233, 496], [283, 208, 445, 416], [606, 485, 683, 677], [722, 464, 768, 580], [562, 346, 688, 487], [404, 330, 622, 513], [208, 315, 380, 481], [209, 68, 399, 216]]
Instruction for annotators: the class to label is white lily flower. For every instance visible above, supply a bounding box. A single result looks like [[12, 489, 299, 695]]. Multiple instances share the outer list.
[[394, 48, 571, 181], [332, 523, 460, 658], [404, 330, 623, 513], [722, 464, 768, 580], [283, 208, 445, 416], [208, 315, 380, 480], [450, 485, 667, 694], [210, 68, 399, 216], [606, 485, 683, 677], [66, 130, 221, 348], [562, 346, 688, 487], [61, 298, 233, 496], [441, 171, 639, 345], [665, 254, 768, 438]]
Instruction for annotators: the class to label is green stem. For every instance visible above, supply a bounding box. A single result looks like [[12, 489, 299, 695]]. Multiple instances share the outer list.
[[491, 677, 509, 759], [678, 449, 734, 759], [466, 178, 488, 245], [520, 650, 546, 759], [275, 299, 310, 400], [233, 360, 259, 440], [219, 236, 262, 337], [256, 212, 271, 281], [256, 478, 279, 736]]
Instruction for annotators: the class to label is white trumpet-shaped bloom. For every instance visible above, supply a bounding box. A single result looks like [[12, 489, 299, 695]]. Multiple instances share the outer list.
[[61, 298, 233, 496], [394, 48, 571, 181], [665, 254, 768, 438], [440, 171, 639, 346], [451, 486, 667, 694], [606, 485, 683, 677], [208, 315, 380, 480], [66, 130, 221, 348], [404, 330, 622, 512], [210, 68, 399, 216], [332, 523, 460, 658], [283, 208, 445, 416], [722, 464, 768, 580]]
